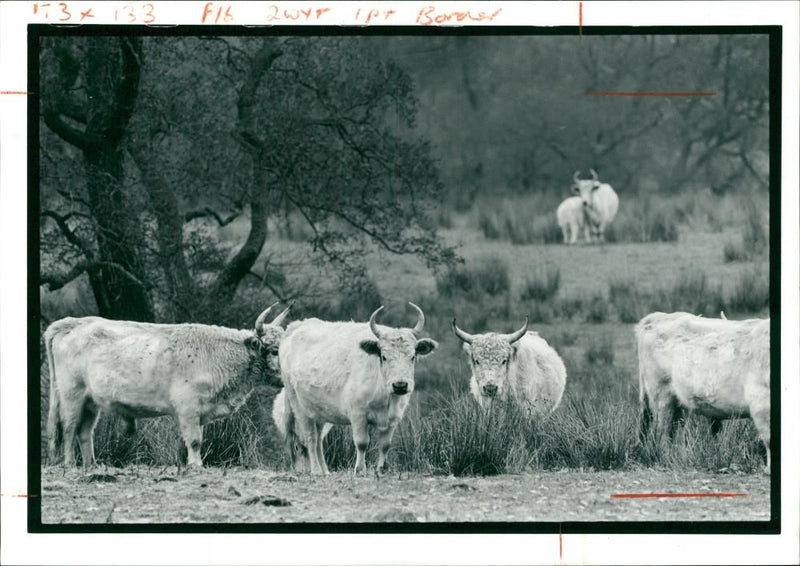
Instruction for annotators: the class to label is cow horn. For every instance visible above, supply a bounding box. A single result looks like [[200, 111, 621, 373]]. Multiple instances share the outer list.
[[573, 170, 581, 183], [503, 317, 529, 344], [409, 302, 425, 334], [368, 305, 385, 339], [254, 301, 280, 335], [590, 168, 599, 181], [270, 301, 294, 328], [452, 319, 475, 344]]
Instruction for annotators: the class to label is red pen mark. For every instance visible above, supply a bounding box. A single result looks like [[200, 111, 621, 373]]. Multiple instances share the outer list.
[[0, 493, 40, 498], [579, 2, 583, 38], [611, 492, 747, 499], [80, 7, 95, 21], [559, 528, 563, 560], [1, 91, 27, 95], [587, 91, 717, 97]]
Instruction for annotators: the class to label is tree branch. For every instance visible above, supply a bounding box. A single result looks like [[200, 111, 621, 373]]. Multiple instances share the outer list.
[[42, 108, 100, 151], [42, 259, 151, 292], [41, 209, 95, 256], [184, 207, 241, 226]]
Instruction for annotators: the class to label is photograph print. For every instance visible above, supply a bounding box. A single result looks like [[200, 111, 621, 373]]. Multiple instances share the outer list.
[[33, 26, 776, 529]]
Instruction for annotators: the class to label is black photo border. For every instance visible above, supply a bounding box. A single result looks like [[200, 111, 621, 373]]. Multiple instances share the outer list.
[[27, 23, 782, 535]]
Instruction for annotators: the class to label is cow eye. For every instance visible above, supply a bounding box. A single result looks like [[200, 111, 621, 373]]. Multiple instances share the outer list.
[[501, 359, 507, 365], [381, 354, 387, 362], [411, 356, 416, 363], [473, 358, 479, 365]]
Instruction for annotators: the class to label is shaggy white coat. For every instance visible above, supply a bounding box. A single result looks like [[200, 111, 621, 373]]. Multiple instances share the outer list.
[[636, 311, 770, 471], [275, 317, 436, 475], [45, 316, 283, 467], [462, 331, 566, 413]]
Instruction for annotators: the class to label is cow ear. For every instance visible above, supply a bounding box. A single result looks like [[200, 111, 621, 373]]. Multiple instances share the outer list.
[[461, 343, 472, 355], [359, 340, 381, 357], [415, 338, 438, 357]]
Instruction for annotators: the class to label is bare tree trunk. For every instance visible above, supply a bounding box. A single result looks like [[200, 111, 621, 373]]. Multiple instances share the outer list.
[[44, 37, 154, 321]]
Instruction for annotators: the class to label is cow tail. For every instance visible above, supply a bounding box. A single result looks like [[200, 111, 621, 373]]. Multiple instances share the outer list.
[[272, 389, 302, 466], [635, 321, 652, 444], [45, 327, 61, 463]]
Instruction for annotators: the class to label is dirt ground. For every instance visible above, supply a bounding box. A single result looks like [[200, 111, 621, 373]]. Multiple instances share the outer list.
[[39, 466, 770, 524]]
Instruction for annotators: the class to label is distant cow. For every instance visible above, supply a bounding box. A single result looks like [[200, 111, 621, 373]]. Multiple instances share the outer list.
[[572, 169, 619, 243], [636, 311, 771, 471], [273, 303, 438, 475], [556, 196, 596, 245], [45, 303, 292, 467], [452, 318, 566, 413]]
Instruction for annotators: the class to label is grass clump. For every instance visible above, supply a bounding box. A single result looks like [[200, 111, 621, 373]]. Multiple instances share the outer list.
[[585, 294, 609, 323], [727, 265, 769, 313], [584, 334, 615, 366], [436, 257, 511, 299], [520, 266, 561, 302]]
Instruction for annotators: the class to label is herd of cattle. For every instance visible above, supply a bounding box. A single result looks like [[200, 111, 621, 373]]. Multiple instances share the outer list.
[[44, 300, 771, 475]]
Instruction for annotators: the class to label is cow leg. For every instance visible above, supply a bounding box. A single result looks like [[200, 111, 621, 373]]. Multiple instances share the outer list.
[[583, 224, 593, 244], [59, 394, 85, 467], [177, 414, 204, 467], [750, 399, 771, 474], [652, 393, 680, 448], [77, 399, 100, 467], [374, 424, 398, 475], [313, 422, 329, 475], [561, 225, 569, 244], [294, 415, 325, 475], [351, 419, 370, 476]]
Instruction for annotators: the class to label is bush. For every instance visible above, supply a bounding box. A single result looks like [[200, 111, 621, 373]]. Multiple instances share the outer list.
[[436, 257, 511, 299], [584, 334, 615, 366], [608, 279, 644, 323], [520, 266, 561, 302], [724, 203, 768, 263], [585, 294, 609, 323], [555, 296, 585, 320], [655, 271, 725, 316], [727, 265, 770, 313]]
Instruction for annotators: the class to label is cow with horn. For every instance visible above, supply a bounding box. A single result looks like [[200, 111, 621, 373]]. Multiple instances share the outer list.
[[571, 168, 619, 243], [452, 318, 566, 413], [273, 303, 438, 475], [45, 302, 293, 467]]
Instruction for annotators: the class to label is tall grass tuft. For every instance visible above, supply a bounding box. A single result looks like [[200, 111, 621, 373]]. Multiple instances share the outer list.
[[584, 333, 615, 366], [727, 265, 769, 313], [608, 278, 644, 323], [436, 257, 511, 299], [585, 294, 609, 323], [520, 266, 561, 302], [656, 271, 725, 316]]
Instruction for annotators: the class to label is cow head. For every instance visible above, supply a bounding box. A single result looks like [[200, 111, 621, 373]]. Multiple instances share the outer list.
[[359, 303, 438, 396], [572, 169, 602, 211], [247, 301, 293, 387], [452, 318, 528, 408]]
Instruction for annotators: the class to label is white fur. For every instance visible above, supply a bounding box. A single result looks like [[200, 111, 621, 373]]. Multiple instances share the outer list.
[[45, 315, 284, 467], [462, 331, 566, 414], [573, 176, 619, 243], [276, 317, 436, 475], [636, 311, 770, 472], [556, 196, 585, 245]]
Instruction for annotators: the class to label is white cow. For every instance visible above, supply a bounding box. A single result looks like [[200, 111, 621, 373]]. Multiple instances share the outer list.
[[452, 318, 566, 413], [556, 196, 584, 245], [273, 303, 438, 475], [636, 311, 770, 472], [45, 303, 292, 467], [572, 169, 619, 243]]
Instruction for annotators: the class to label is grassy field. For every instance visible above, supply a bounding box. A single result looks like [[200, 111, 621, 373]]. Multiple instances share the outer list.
[[40, 191, 771, 522]]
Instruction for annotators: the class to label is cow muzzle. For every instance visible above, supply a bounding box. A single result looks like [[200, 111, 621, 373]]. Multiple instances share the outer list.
[[482, 383, 498, 398], [392, 381, 409, 395]]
